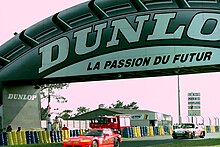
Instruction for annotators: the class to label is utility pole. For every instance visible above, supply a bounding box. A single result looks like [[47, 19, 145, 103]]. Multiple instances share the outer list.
[[177, 74, 182, 124]]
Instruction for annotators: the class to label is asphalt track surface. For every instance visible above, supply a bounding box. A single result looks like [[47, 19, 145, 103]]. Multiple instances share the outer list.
[[120, 133, 220, 147], [58, 133, 220, 147]]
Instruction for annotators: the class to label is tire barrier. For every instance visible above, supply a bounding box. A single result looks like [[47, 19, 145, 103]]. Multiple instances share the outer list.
[[134, 127, 141, 137], [56, 131, 62, 142], [33, 131, 39, 144], [133, 127, 137, 137], [122, 128, 131, 138], [215, 126, 219, 132], [163, 126, 168, 135], [70, 129, 80, 137], [206, 126, 211, 133], [129, 127, 134, 138], [210, 126, 215, 133], [50, 131, 55, 143], [7, 132, 13, 146], [158, 126, 165, 136], [42, 131, 49, 143], [2, 132, 8, 146], [30, 131, 36, 144], [16, 131, 23, 145], [148, 126, 154, 136], [140, 126, 147, 136], [0, 126, 218, 145], [153, 127, 158, 136], [0, 132, 4, 146], [61, 130, 70, 141], [38, 131, 44, 143], [168, 126, 173, 135], [26, 131, 35, 144]]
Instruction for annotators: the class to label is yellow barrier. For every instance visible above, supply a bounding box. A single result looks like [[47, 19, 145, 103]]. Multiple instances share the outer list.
[[42, 131, 49, 143], [80, 129, 85, 135], [21, 131, 27, 144], [148, 126, 154, 136], [16, 131, 23, 145], [67, 130, 70, 139], [61, 130, 64, 140], [46, 131, 51, 143], [133, 127, 137, 137], [62, 130, 70, 140], [137, 127, 141, 137], [11, 131, 18, 145], [38, 131, 44, 144], [158, 126, 165, 136], [7, 132, 14, 145], [168, 126, 173, 135], [210, 126, 215, 133]]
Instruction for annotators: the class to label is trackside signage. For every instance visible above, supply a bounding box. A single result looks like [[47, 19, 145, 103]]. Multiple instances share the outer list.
[[2, 9, 220, 81], [8, 93, 37, 101], [38, 10, 220, 79]]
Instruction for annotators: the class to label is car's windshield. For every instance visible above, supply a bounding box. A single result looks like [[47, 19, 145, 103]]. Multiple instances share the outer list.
[[179, 124, 194, 128], [83, 130, 104, 136]]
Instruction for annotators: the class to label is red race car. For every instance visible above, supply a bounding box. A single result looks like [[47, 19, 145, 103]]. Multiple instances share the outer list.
[[63, 128, 122, 147]]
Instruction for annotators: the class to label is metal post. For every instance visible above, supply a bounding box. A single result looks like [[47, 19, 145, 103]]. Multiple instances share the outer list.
[[47, 92, 51, 131], [187, 116, 190, 123], [208, 117, 211, 126], [177, 74, 182, 124], [201, 116, 204, 125]]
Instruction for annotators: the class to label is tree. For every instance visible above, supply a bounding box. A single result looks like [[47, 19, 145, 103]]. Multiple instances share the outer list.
[[74, 106, 90, 116], [109, 100, 124, 109], [41, 107, 48, 120], [40, 83, 69, 120], [40, 83, 69, 103], [124, 101, 139, 110], [58, 110, 73, 120], [109, 100, 139, 110]]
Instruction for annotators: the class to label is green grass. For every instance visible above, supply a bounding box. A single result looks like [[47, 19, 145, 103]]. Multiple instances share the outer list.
[[4, 139, 220, 147], [150, 139, 220, 147], [6, 143, 61, 147]]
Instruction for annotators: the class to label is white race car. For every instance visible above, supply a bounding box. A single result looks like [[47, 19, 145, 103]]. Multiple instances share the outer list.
[[172, 123, 205, 139]]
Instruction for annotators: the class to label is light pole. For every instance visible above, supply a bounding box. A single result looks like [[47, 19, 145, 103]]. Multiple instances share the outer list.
[[177, 74, 182, 124]]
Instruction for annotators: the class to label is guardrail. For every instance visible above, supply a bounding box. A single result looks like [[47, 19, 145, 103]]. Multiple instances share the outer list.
[[0, 125, 219, 146]]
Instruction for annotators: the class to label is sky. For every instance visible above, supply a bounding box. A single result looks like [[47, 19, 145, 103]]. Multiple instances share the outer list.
[[1, 0, 220, 124]]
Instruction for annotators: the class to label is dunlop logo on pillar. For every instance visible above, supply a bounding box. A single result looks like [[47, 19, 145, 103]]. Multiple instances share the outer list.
[[8, 93, 37, 101]]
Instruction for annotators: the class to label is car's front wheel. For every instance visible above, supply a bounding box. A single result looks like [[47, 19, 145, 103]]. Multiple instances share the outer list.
[[199, 131, 205, 138], [92, 141, 98, 147], [190, 132, 195, 139], [173, 136, 177, 139]]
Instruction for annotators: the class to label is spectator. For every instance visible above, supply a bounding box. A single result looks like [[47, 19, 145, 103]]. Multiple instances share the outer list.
[[59, 119, 62, 131], [62, 124, 68, 130], [6, 125, 12, 132]]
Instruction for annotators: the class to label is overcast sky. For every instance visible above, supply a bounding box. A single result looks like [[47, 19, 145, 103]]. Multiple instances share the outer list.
[[1, 0, 220, 124]]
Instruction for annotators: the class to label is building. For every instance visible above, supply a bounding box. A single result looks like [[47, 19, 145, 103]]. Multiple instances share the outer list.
[[70, 108, 173, 127]]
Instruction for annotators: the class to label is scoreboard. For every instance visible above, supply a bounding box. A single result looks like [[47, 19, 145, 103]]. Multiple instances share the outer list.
[[188, 92, 201, 116]]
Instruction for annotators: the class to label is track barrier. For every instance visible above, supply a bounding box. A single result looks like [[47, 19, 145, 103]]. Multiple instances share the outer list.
[[210, 126, 215, 133], [215, 126, 219, 132], [168, 126, 173, 135], [158, 126, 165, 136], [0, 126, 218, 145]]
